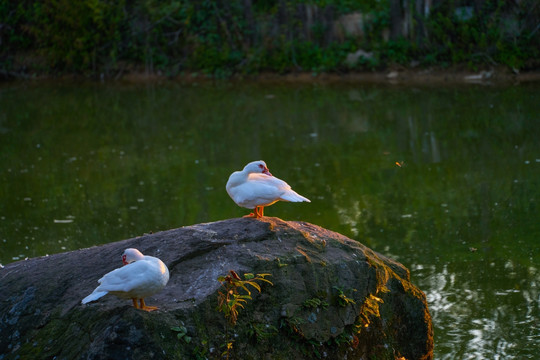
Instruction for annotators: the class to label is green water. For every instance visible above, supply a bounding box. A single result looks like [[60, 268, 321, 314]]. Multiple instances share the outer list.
[[1, 80, 539, 359]]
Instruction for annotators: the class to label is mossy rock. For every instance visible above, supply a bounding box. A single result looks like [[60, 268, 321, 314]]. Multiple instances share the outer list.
[[0, 218, 433, 359]]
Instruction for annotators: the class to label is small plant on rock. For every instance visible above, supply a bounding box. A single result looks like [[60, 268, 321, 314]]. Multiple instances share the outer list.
[[302, 297, 329, 309], [216, 270, 272, 359], [171, 323, 192, 343], [246, 323, 279, 342], [333, 286, 357, 307]]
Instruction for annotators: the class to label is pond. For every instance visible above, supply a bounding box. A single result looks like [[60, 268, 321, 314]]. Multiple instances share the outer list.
[[0, 80, 539, 359]]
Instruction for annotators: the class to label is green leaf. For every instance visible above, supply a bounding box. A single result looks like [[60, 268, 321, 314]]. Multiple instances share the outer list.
[[244, 273, 254, 279]]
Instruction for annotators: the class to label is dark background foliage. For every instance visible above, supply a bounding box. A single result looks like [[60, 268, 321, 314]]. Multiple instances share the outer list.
[[1, 0, 539, 77]]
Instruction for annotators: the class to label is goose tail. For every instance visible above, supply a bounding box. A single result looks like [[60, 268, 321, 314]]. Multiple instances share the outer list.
[[281, 191, 310, 203], [82, 291, 108, 304]]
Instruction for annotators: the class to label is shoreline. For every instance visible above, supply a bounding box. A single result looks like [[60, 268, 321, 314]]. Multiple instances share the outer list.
[[2, 66, 540, 85]]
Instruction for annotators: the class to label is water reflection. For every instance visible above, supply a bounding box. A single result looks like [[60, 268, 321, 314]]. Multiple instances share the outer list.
[[0, 82, 539, 359], [415, 261, 540, 359]]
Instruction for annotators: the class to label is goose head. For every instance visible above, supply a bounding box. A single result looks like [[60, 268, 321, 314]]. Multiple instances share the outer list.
[[122, 248, 145, 265], [244, 160, 272, 176]]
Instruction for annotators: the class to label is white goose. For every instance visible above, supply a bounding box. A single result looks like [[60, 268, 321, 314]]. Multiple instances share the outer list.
[[81, 248, 169, 311], [226, 160, 310, 218]]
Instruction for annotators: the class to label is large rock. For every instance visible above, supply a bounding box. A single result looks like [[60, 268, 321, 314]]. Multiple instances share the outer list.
[[0, 218, 433, 359]]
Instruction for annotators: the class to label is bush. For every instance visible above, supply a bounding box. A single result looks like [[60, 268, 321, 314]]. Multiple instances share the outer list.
[[0, 0, 537, 76]]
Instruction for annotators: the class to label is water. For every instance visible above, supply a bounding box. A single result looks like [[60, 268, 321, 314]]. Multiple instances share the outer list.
[[1, 80, 539, 359]]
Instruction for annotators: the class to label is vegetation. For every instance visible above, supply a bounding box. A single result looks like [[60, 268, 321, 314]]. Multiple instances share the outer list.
[[0, 0, 538, 77], [333, 286, 357, 307], [302, 296, 329, 309], [171, 323, 192, 344], [216, 270, 272, 359]]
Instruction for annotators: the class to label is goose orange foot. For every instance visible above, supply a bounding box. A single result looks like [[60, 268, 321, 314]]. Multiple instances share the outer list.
[[243, 206, 265, 218], [132, 298, 159, 312]]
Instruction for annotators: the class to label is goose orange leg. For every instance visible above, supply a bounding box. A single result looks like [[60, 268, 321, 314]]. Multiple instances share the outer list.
[[243, 206, 265, 218], [131, 298, 158, 311], [139, 299, 158, 312]]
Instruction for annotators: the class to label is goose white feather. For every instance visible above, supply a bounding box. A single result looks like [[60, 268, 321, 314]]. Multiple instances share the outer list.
[[81, 248, 169, 311], [226, 160, 310, 218]]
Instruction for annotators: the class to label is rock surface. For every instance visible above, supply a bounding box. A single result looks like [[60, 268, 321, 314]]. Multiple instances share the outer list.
[[0, 218, 433, 360]]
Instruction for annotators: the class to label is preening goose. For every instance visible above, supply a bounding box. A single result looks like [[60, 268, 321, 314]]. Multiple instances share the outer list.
[[226, 160, 310, 218], [81, 248, 169, 311]]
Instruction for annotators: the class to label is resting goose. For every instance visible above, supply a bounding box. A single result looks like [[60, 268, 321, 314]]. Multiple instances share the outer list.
[[226, 160, 310, 218], [81, 248, 169, 311]]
